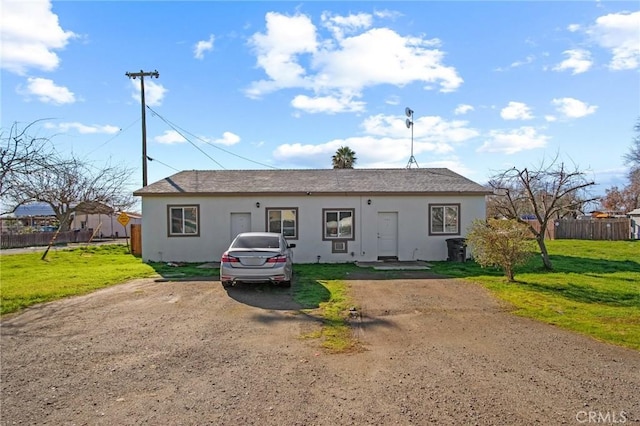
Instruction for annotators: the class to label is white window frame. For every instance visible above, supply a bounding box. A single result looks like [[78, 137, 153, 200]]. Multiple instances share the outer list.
[[266, 208, 298, 239], [323, 209, 355, 240], [429, 204, 460, 235], [168, 205, 199, 237]]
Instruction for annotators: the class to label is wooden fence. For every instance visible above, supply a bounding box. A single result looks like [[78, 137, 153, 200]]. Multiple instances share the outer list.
[[130, 224, 142, 256], [0, 230, 94, 249], [523, 218, 630, 240]]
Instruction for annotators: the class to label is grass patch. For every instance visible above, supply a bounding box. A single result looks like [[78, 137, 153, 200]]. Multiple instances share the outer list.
[[430, 240, 640, 351], [0, 245, 159, 315], [293, 264, 361, 353]]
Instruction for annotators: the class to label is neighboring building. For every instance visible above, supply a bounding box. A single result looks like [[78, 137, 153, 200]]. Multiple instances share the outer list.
[[70, 210, 142, 238], [133, 168, 491, 264], [628, 208, 640, 239]]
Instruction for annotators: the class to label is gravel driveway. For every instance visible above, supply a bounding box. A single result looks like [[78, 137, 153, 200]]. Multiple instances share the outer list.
[[1, 275, 638, 425]]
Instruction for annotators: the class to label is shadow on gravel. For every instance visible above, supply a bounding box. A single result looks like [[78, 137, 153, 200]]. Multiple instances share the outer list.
[[224, 282, 304, 311]]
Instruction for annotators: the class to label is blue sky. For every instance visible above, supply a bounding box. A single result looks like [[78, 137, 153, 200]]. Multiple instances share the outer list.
[[2, 1, 639, 198]]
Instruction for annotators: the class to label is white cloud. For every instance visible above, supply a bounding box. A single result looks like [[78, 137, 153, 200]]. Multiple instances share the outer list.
[[194, 35, 215, 60], [0, 0, 76, 74], [552, 97, 598, 118], [321, 11, 372, 40], [129, 79, 167, 106], [154, 130, 186, 145], [478, 127, 549, 154], [500, 102, 534, 120], [454, 104, 474, 115], [510, 55, 535, 68], [246, 12, 463, 111], [273, 113, 478, 168], [587, 11, 640, 70], [44, 122, 119, 134], [567, 24, 581, 32], [553, 49, 593, 74], [545, 115, 557, 122], [205, 132, 241, 146], [291, 94, 366, 114], [22, 77, 75, 104]]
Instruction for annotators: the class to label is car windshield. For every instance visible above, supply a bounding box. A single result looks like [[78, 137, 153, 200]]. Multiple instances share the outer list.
[[231, 236, 281, 249]]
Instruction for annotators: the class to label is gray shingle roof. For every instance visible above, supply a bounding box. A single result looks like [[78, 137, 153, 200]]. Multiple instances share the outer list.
[[133, 168, 491, 196]]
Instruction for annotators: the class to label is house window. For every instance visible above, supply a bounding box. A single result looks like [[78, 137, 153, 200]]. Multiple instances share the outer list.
[[429, 204, 460, 235], [168, 205, 199, 236], [323, 209, 355, 240], [266, 208, 298, 239]]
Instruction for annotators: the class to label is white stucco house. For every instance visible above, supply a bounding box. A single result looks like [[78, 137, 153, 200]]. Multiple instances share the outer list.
[[133, 168, 491, 264]]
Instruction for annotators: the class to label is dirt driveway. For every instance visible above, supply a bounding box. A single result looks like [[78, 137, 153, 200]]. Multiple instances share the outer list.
[[1, 275, 638, 425]]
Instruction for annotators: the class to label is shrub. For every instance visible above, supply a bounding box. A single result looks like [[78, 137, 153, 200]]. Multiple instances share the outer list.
[[466, 219, 535, 282]]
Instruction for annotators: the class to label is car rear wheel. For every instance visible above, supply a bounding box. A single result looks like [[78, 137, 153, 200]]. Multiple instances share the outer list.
[[279, 280, 291, 288], [221, 281, 233, 288]]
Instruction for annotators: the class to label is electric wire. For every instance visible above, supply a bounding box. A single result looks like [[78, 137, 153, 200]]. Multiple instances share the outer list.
[[147, 106, 225, 169], [146, 105, 279, 170], [146, 155, 180, 172], [86, 118, 141, 157]]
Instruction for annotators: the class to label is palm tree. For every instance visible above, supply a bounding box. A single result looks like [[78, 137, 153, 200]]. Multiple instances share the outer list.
[[331, 146, 357, 169]]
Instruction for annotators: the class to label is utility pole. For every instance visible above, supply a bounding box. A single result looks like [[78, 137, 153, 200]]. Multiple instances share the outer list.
[[125, 69, 159, 187]]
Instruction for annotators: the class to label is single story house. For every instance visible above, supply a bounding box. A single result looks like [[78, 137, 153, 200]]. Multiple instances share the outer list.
[[70, 209, 142, 238], [133, 168, 491, 264]]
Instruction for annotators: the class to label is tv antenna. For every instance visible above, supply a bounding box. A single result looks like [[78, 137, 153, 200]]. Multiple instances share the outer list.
[[405, 107, 419, 168]]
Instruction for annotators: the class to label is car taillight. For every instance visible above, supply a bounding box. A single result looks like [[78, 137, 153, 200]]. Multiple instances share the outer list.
[[221, 254, 239, 263], [266, 255, 287, 263]]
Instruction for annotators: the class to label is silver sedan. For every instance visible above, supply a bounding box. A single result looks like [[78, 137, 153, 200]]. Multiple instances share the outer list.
[[220, 232, 295, 288]]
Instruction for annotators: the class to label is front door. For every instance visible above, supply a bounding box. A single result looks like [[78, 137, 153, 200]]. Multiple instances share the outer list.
[[377, 212, 398, 259], [230, 213, 251, 242]]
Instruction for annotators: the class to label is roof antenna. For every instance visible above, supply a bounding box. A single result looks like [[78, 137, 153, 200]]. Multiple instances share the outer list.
[[405, 107, 419, 168]]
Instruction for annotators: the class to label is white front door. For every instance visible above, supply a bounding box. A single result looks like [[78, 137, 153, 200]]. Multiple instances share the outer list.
[[230, 213, 251, 242], [377, 212, 398, 259]]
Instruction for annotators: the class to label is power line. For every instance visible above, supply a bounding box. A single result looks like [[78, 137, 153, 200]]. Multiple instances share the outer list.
[[86, 118, 140, 157], [147, 108, 226, 169], [146, 105, 279, 170]]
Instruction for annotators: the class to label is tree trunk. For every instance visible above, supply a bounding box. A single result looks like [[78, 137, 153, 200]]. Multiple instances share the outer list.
[[535, 234, 553, 270]]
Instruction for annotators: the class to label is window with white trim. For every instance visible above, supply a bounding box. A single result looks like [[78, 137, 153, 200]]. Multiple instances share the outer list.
[[168, 205, 199, 236], [429, 204, 460, 235], [267, 208, 298, 238], [323, 209, 354, 240]]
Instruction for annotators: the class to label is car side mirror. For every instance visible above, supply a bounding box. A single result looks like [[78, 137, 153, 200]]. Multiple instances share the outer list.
[[288, 243, 296, 248]]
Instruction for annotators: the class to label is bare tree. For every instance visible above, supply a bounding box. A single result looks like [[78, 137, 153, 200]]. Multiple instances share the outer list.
[[601, 118, 640, 213], [11, 154, 135, 231], [487, 158, 598, 270], [623, 118, 640, 173], [0, 121, 53, 209]]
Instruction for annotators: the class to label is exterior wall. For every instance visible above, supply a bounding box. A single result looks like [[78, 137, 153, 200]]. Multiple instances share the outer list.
[[140, 194, 486, 263], [70, 213, 142, 238]]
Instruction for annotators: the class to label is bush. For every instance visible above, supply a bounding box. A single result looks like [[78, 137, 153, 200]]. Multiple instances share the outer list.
[[466, 219, 535, 282]]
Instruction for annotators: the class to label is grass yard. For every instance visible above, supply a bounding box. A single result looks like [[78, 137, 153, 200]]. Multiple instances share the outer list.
[[430, 239, 640, 351], [0, 245, 159, 315]]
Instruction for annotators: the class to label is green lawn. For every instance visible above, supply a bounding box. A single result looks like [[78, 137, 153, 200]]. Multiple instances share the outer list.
[[430, 240, 640, 351]]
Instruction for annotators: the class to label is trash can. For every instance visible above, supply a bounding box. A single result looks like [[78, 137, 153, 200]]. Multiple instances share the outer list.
[[445, 238, 467, 262]]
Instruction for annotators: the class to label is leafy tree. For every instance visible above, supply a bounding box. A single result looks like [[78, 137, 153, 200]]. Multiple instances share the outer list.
[[466, 219, 535, 282], [487, 157, 597, 270], [332, 146, 357, 169], [9, 154, 135, 231]]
